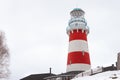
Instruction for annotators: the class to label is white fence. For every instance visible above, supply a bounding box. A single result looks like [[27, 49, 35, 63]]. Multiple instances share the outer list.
[[74, 67, 103, 78]]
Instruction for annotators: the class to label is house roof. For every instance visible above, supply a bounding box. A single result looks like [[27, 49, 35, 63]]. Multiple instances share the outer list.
[[44, 71, 82, 79], [20, 73, 56, 80]]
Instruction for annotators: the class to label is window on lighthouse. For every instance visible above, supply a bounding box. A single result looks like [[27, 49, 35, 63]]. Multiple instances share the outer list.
[[82, 51, 85, 56], [75, 23, 78, 26], [70, 60, 72, 65]]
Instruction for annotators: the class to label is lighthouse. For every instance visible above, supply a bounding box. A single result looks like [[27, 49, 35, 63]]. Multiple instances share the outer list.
[[66, 8, 91, 72]]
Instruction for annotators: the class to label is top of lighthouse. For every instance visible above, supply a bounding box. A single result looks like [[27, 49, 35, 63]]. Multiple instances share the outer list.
[[67, 8, 89, 35], [70, 8, 85, 18]]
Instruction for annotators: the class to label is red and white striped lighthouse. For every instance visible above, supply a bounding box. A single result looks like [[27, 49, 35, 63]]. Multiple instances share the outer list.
[[66, 8, 91, 72]]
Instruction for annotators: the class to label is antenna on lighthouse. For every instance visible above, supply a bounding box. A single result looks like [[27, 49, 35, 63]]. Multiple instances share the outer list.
[[75, 0, 79, 8]]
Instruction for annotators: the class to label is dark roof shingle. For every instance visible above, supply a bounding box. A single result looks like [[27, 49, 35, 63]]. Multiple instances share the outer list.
[[20, 73, 56, 80]]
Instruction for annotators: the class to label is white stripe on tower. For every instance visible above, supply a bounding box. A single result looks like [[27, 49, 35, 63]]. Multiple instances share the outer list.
[[68, 40, 89, 53], [67, 64, 90, 72]]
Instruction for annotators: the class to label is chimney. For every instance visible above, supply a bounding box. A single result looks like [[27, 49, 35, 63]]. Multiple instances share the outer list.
[[49, 67, 52, 74]]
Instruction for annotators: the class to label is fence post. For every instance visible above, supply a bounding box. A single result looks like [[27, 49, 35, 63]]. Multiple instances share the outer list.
[[91, 69, 93, 75]]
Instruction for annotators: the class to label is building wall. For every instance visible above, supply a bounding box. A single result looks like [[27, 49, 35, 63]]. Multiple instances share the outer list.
[[117, 53, 120, 70]]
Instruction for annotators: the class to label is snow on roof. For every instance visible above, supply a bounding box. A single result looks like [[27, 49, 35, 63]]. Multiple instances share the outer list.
[[72, 70, 120, 80]]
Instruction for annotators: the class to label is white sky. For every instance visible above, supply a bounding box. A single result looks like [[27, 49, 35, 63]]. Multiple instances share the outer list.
[[0, 0, 120, 80]]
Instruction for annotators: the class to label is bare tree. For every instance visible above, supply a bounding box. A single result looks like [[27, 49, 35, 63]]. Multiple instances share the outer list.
[[0, 31, 10, 80]]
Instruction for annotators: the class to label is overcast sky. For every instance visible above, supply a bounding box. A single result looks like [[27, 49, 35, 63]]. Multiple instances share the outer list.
[[0, 0, 120, 80]]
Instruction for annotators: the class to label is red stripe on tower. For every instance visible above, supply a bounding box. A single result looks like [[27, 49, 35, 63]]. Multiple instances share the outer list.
[[67, 52, 90, 65], [69, 29, 87, 41], [66, 8, 91, 72]]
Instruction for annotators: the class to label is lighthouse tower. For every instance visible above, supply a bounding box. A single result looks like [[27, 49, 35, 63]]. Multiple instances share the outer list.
[[66, 8, 91, 72]]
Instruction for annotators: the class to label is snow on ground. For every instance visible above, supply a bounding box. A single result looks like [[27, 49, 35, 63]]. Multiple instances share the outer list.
[[72, 70, 120, 80]]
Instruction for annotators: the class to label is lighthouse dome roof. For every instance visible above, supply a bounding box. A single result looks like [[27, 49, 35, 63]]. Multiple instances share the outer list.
[[70, 8, 85, 17], [72, 8, 84, 12], [73, 8, 82, 11]]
